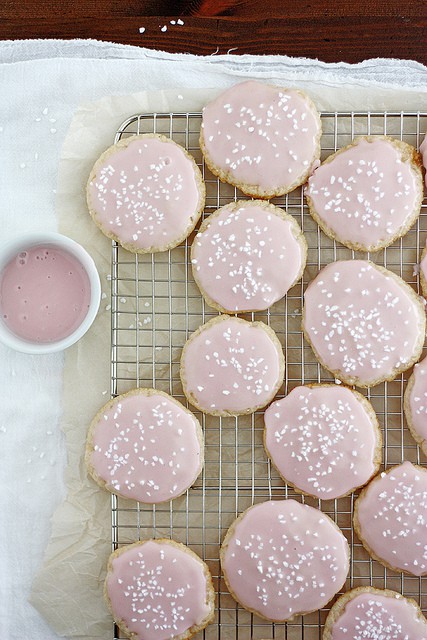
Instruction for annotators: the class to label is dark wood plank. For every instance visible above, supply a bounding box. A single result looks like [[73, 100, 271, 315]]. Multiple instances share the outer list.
[[0, 0, 426, 64], [191, 0, 427, 18], [1, 0, 424, 18], [0, 15, 425, 65]]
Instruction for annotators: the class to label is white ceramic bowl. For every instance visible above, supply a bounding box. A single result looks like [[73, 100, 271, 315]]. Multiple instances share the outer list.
[[0, 232, 101, 354]]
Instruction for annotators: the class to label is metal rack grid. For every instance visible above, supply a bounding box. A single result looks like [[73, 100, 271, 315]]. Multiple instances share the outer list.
[[109, 110, 427, 639]]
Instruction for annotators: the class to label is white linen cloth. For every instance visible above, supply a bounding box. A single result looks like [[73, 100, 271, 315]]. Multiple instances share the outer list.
[[0, 39, 426, 640]]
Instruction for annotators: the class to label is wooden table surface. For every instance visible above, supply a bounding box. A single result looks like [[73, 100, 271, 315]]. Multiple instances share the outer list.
[[1, 0, 426, 65]]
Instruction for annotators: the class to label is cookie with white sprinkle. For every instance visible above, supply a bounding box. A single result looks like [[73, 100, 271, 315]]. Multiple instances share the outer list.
[[86, 133, 205, 253], [200, 80, 321, 199], [306, 136, 423, 252], [419, 132, 427, 296], [220, 499, 349, 622], [191, 200, 307, 313], [420, 240, 427, 298], [302, 260, 426, 388], [105, 539, 215, 640], [180, 315, 284, 417], [354, 461, 427, 576], [85, 388, 203, 504], [404, 354, 427, 456], [420, 131, 427, 188], [323, 587, 427, 640], [264, 384, 382, 500]]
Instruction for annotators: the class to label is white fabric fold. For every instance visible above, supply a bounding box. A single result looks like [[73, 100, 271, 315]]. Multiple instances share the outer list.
[[1, 38, 426, 91]]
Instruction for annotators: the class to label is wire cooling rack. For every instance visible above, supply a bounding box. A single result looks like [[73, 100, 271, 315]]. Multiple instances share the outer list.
[[109, 111, 427, 639]]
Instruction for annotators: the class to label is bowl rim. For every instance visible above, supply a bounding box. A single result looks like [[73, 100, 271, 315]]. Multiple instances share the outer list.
[[0, 232, 101, 354]]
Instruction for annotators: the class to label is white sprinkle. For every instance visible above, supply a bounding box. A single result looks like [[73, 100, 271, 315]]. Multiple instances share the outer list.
[[139, 27, 146, 33]]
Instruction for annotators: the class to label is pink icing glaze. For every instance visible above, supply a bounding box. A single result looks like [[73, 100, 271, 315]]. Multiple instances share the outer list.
[[201, 81, 321, 194], [306, 137, 421, 250], [408, 354, 427, 451], [264, 385, 379, 499], [88, 136, 201, 250], [330, 591, 427, 640], [420, 132, 427, 188], [221, 499, 349, 621], [0, 245, 91, 343], [89, 392, 202, 503], [181, 316, 284, 414], [303, 260, 423, 386], [355, 461, 427, 576], [106, 541, 212, 640], [191, 202, 305, 312], [421, 239, 427, 287]]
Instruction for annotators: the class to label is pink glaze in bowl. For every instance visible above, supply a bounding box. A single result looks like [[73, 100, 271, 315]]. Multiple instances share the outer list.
[[0, 232, 101, 354]]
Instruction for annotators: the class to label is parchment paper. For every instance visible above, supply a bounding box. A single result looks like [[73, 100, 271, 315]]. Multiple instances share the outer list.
[[30, 83, 427, 638]]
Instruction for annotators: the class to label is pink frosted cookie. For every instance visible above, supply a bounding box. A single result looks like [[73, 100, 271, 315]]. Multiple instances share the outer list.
[[302, 260, 426, 388], [420, 240, 427, 298], [404, 354, 427, 456], [420, 132, 427, 188], [220, 499, 349, 622], [200, 80, 321, 198], [105, 540, 215, 640], [180, 315, 284, 416], [354, 461, 427, 576], [86, 134, 205, 253], [306, 136, 423, 252], [85, 389, 203, 504], [264, 384, 382, 499], [191, 200, 307, 313], [323, 587, 427, 640]]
